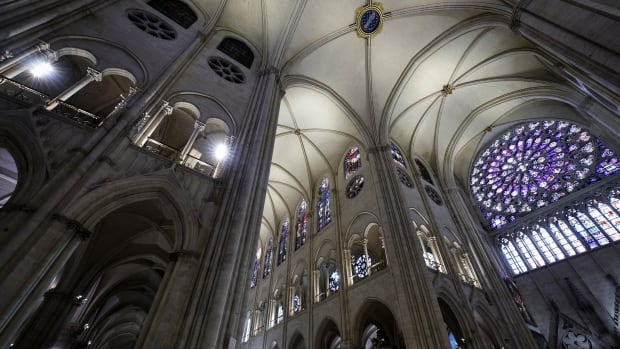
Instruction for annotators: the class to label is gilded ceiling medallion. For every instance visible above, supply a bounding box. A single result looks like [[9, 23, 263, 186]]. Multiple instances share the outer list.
[[355, 2, 384, 38]]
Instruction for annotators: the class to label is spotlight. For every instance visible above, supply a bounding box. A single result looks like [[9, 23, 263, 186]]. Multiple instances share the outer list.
[[29, 61, 54, 78], [214, 143, 229, 161]]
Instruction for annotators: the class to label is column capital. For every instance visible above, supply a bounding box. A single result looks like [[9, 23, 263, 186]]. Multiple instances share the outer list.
[[194, 120, 206, 130], [86, 67, 102, 82], [162, 100, 173, 115]]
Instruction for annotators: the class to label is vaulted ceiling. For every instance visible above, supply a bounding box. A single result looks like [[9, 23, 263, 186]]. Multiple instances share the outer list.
[[202, 0, 585, 242]]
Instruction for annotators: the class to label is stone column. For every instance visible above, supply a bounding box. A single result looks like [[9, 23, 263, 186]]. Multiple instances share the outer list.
[[179, 120, 205, 161], [362, 238, 371, 276], [44, 67, 102, 111], [367, 144, 451, 348], [134, 100, 173, 146], [2, 215, 92, 348], [0, 41, 51, 74], [313, 269, 321, 302], [180, 69, 284, 348], [443, 186, 538, 348], [135, 250, 199, 349]]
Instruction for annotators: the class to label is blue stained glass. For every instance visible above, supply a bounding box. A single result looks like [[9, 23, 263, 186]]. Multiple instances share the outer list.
[[329, 271, 340, 293], [353, 255, 370, 279], [250, 259, 259, 288], [448, 330, 459, 349], [295, 200, 308, 250], [277, 219, 289, 265], [293, 294, 301, 312], [263, 237, 273, 278], [471, 121, 620, 230], [317, 178, 332, 232], [360, 9, 380, 33], [390, 143, 406, 168]]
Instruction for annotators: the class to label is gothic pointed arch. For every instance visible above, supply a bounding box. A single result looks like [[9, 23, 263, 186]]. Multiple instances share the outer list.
[[354, 299, 404, 349], [315, 317, 342, 349]]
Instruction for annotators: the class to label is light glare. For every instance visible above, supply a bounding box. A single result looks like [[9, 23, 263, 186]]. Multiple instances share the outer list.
[[214, 143, 229, 161], [30, 61, 54, 78]]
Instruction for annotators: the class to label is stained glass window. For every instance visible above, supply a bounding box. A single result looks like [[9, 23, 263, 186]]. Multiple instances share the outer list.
[[497, 186, 620, 275], [352, 255, 370, 279], [277, 219, 289, 265], [263, 237, 273, 278], [329, 271, 340, 293], [471, 121, 620, 230], [295, 200, 308, 250], [346, 176, 365, 199], [344, 147, 362, 179], [415, 159, 433, 184], [276, 303, 284, 324], [317, 178, 332, 232], [251, 247, 261, 288], [390, 142, 406, 167], [293, 294, 301, 313]]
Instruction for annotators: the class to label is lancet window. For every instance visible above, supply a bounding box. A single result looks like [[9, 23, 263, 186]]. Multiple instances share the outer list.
[[277, 219, 289, 265], [263, 237, 273, 278], [470, 121, 620, 275], [317, 178, 332, 232], [295, 200, 308, 250]]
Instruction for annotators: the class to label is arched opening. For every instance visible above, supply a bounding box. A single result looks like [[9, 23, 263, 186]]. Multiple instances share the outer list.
[[289, 332, 306, 349], [438, 298, 465, 349], [14, 197, 178, 348], [145, 104, 198, 159], [316, 318, 342, 349], [7, 53, 90, 98], [290, 268, 308, 315], [0, 147, 18, 208], [356, 300, 404, 348], [66, 72, 135, 118], [183, 117, 231, 176]]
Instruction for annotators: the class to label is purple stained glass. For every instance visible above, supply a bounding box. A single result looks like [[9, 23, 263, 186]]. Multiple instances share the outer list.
[[471, 121, 620, 230]]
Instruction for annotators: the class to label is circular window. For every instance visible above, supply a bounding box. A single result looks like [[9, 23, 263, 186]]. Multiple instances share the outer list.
[[425, 185, 443, 205], [396, 168, 412, 188], [346, 176, 365, 199], [208, 56, 245, 84], [127, 10, 176, 40]]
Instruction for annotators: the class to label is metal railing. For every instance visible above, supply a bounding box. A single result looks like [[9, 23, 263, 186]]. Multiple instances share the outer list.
[[0, 76, 48, 105], [143, 138, 180, 159], [54, 100, 102, 128], [181, 153, 216, 176], [0, 75, 104, 128]]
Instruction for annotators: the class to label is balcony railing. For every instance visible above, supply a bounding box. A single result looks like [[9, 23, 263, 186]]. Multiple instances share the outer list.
[[181, 153, 216, 176], [143, 138, 180, 159], [54, 100, 102, 128], [0, 76, 48, 105], [0, 76, 103, 128]]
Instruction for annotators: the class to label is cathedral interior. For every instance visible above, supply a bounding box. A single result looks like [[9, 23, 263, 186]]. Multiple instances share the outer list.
[[0, 0, 619, 348]]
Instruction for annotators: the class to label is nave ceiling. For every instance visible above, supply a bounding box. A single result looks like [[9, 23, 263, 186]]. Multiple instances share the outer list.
[[189, 0, 591, 241]]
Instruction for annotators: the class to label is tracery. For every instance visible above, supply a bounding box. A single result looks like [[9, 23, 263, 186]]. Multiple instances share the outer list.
[[471, 121, 620, 274]]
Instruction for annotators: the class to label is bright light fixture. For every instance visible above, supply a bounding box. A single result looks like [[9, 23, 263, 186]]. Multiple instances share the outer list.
[[214, 143, 229, 161], [29, 61, 54, 78]]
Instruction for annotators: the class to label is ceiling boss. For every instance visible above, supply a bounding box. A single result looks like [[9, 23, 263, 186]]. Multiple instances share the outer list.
[[355, 1, 385, 38]]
